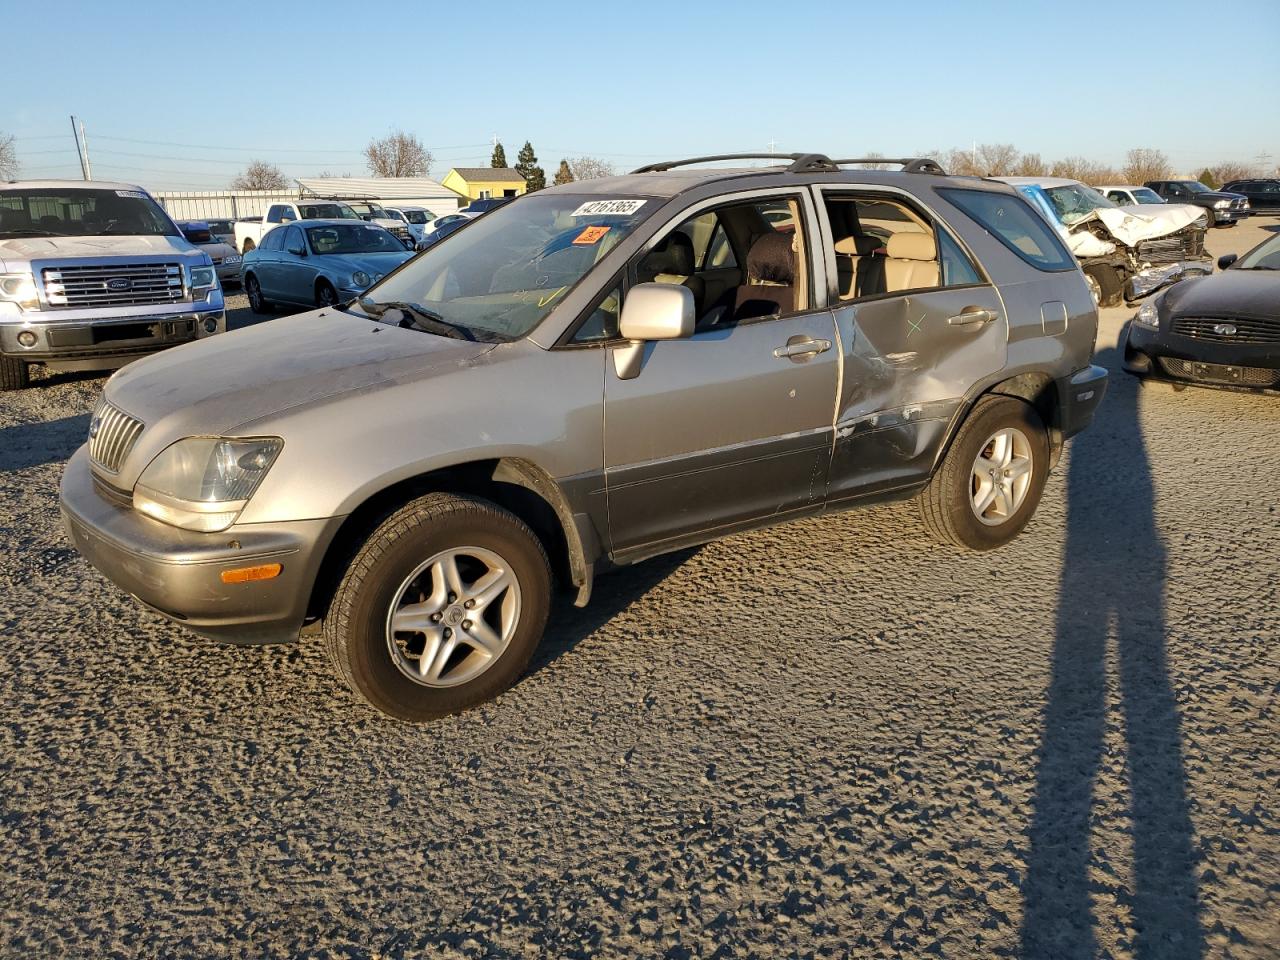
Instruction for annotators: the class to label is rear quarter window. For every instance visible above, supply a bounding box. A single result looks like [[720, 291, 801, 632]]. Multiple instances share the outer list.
[[938, 188, 1076, 273]]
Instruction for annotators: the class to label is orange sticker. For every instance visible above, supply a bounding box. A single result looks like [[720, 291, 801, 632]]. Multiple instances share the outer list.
[[572, 225, 611, 245]]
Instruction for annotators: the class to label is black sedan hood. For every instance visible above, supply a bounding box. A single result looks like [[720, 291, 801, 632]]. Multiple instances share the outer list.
[[1164, 270, 1280, 318]]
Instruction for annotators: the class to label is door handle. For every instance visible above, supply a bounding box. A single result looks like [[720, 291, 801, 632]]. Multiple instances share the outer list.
[[773, 337, 832, 360], [947, 307, 996, 327]]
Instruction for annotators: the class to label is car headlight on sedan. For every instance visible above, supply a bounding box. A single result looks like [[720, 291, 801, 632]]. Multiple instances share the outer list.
[[352, 271, 382, 289], [133, 437, 283, 532], [1134, 298, 1160, 329], [0, 272, 38, 308]]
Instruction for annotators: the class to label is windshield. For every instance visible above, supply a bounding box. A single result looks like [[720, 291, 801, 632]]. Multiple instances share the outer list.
[[1131, 188, 1164, 204], [362, 193, 651, 341], [350, 202, 389, 218], [1235, 233, 1280, 270], [403, 210, 431, 224], [306, 223, 405, 254], [0, 187, 179, 238], [1180, 181, 1212, 195], [1043, 183, 1117, 225], [298, 202, 360, 220]]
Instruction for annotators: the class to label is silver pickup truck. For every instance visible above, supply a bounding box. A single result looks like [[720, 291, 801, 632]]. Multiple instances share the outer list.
[[0, 180, 225, 390]]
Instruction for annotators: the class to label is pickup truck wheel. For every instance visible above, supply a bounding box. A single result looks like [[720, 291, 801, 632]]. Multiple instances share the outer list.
[[0, 354, 30, 391], [245, 275, 271, 314], [1083, 263, 1122, 308], [315, 280, 338, 307], [918, 395, 1049, 551], [241, 238, 255, 254], [324, 493, 552, 721]]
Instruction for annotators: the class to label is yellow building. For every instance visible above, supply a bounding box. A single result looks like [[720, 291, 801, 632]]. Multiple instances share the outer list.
[[442, 167, 528, 202]]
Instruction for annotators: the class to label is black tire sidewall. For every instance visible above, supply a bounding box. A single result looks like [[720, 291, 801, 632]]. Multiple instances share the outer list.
[[940, 397, 1049, 550], [333, 498, 551, 720], [0, 354, 30, 391], [1084, 263, 1122, 308], [317, 282, 337, 307]]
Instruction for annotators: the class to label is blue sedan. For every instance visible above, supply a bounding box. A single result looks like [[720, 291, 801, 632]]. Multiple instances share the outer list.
[[241, 219, 414, 314]]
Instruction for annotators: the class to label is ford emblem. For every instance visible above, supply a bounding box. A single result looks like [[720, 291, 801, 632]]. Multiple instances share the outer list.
[[1213, 323, 1237, 337], [106, 277, 132, 291]]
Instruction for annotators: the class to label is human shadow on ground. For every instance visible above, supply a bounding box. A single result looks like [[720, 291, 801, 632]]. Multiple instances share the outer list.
[[1020, 347, 1203, 958], [0, 413, 90, 473]]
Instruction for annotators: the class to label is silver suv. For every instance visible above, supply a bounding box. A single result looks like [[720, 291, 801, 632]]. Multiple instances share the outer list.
[[61, 153, 1108, 721]]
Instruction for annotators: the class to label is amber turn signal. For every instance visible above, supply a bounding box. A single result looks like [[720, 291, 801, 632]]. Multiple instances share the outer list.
[[220, 563, 282, 584]]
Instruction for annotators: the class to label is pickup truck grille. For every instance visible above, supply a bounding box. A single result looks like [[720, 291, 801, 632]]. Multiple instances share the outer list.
[[1172, 316, 1280, 344], [1135, 230, 1204, 265], [88, 398, 145, 473], [42, 262, 184, 309]]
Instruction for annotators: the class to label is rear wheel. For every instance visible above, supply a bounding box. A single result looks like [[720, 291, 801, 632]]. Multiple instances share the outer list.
[[918, 395, 1049, 550], [245, 274, 271, 314], [241, 238, 256, 254], [324, 493, 552, 721], [0, 354, 31, 391]]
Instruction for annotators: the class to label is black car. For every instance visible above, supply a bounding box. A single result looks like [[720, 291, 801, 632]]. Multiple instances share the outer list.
[[1221, 178, 1280, 214], [460, 196, 513, 214], [1144, 179, 1250, 227], [1123, 231, 1280, 393]]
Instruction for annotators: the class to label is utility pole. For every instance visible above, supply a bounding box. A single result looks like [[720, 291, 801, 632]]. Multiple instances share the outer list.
[[79, 118, 92, 179], [767, 137, 777, 155], [70, 115, 87, 180]]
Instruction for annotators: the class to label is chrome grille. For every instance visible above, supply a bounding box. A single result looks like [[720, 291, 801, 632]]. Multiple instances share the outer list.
[[42, 262, 184, 309], [88, 399, 145, 473], [1136, 230, 1203, 264], [1172, 316, 1280, 344]]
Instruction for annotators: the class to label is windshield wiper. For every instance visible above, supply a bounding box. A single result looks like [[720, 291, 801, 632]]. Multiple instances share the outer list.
[[0, 228, 69, 238], [358, 297, 475, 341]]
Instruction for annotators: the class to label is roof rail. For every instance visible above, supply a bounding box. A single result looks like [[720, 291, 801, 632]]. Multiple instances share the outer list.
[[830, 157, 948, 175], [631, 153, 811, 174]]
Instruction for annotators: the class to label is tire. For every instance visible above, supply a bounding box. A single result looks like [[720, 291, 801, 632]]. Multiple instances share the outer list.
[[1204, 208, 1216, 228], [315, 280, 339, 308], [0, 353, 30, 391], [918, 395, 1050, 551], [324, 493, 552, 721], [241, 238, 256, 254], [245, 274, 272, 314], [1083, 263, 1123, 308]]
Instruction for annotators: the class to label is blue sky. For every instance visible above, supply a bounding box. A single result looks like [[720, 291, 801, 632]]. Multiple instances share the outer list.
[[5, 0, 1277, 190]]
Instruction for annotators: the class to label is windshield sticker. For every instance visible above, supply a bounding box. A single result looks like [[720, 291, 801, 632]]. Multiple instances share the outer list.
[[572, 225, 611, 246], [570, 199, 646, 218], [114, 190, 148, 199]]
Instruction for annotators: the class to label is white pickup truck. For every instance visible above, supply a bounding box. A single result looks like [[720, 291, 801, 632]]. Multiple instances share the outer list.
[[0, 180, 224, 390], [234, 200, 364, 254]]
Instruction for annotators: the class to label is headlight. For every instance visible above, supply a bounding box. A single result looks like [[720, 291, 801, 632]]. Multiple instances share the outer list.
[[1213, 200, 1230, 209], [352, 271, 372, 288], [0, 272, 38, 308], [1134, 299, 1160, 329], [189, 265, 217, 294], [133, 437, 283, 532]]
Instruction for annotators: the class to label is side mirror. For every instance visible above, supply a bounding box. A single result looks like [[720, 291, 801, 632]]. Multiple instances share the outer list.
[[1218, 253, 1238, 270], [288, 244, 306, 257], [613, 282, 695, 380]]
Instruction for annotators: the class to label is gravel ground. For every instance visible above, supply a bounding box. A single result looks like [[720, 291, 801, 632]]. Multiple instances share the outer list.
[[1, 222, 1277, 959]]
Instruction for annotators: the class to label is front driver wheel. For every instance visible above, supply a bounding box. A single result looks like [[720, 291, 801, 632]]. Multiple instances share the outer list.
[[918, 395, 1049, 550], [316, 280, 339, 308], [324, 493, 552, 721]]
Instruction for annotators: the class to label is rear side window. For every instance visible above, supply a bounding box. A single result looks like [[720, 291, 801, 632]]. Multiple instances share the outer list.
[[938, 188, 1075, 272]]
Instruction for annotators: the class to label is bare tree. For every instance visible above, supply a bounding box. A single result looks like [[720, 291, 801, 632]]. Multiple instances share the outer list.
[[944, 148, 982, 177], [231, 160, 289, 191], [0, 132, 17, 180], [1210, 159, 1257, 185], [853, 151, 891, 170], [567, 156, 616, 180], [1050, 156, 1117, 185], [364, 130, 432, 178], [1015, 152, 1048, 177], [1122, 148, 1172, 185], [976, 143, 1020, 177]]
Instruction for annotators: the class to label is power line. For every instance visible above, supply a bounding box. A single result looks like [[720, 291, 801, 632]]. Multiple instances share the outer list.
[[91, 134, 492, 154]]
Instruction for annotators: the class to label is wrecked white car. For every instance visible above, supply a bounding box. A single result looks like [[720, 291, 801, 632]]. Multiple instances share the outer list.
[[998, 177, 1212, 306]]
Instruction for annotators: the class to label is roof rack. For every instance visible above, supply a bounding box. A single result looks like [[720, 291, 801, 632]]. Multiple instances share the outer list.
[[630, 154, 947, 176]]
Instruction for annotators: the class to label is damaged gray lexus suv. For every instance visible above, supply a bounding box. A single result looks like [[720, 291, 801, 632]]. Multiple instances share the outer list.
[[61, 153, 1108, 721]]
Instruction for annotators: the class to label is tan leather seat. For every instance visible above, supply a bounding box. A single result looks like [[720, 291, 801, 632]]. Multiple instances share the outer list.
[[884, 232, 939, 292], [639, 233, 704, 316], [834, 235, 884, 299]]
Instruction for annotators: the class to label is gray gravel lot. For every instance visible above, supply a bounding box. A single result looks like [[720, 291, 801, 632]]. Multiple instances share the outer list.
[[1, 222, 1277, 959]]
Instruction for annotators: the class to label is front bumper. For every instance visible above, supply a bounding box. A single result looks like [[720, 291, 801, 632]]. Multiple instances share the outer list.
[[1123, 320, 1280, 393], [1055, 364, 1109, 440], [214, 262, 242, 282], [60, 446, 345, 644], [1212, 206, 1249, 224], [1126, 259, 1214, 301], [1, 303, 225, 368]]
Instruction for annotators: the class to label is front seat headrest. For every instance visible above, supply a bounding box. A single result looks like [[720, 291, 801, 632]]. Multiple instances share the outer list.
[[834, 235, 882, 256], [886, 232, 937, 262], [747, 233, 795, 284], [641, 232, 695, 278]]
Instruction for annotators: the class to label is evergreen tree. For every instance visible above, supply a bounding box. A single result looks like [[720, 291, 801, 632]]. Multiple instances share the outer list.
[[491, 142, 507, 168], [1198, 168, 1218, 189], [516, 141, 546, 192], [553, 159, 574, 185]]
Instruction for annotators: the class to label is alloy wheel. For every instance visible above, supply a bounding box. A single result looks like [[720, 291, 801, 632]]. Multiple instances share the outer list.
[[970, 427, 1034, 526]]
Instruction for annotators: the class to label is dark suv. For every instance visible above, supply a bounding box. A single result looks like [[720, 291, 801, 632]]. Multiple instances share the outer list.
[[62, 153, 1108, 720], [1144, 180, 1250, 227], [1221, 179, 1280, 214]]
